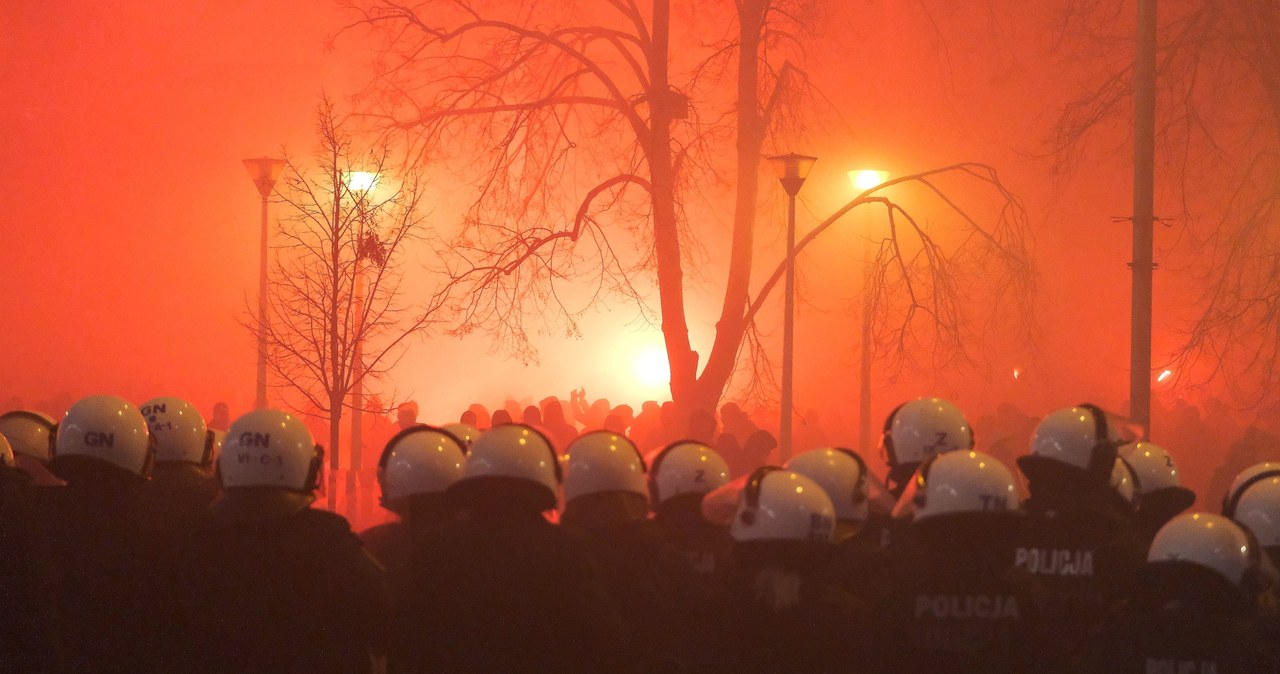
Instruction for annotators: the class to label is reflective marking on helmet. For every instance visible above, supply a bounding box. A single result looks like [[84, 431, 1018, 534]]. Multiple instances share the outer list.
[[236, 452, 284, 467], [238, 432, 272, 448], [808, 512, 835, 541], [84, 432, 115, 448], [920, 431, 949, 456], [978, 494, 1008, 512], [912, 594, 1020, 620], [1013, 547, 1095, 577]]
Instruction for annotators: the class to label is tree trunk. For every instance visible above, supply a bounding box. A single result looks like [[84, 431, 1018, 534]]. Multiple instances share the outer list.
[[650, 0, 698, 408], [685, 0, 768, 416]]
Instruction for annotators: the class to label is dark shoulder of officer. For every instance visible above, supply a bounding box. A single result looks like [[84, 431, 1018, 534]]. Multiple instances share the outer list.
[[394, 424, 634, 674], [169, 409, 389, 674]]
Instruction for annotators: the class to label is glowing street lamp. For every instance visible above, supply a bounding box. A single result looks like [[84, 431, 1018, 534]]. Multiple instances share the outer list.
[[847, 169, 889, 456], [768, 153, 817, 461], [243, 157, 285, 410]]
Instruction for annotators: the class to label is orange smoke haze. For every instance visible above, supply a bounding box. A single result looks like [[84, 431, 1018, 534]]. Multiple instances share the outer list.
[[0, 0, 1243, 489]]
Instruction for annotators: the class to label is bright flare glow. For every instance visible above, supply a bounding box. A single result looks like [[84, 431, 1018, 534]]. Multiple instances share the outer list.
[[848, 169, 890, 192], [1013, 367, 1021, 380], [634, 346, 671, 388], [344, 171, 380, 193], [1157, 369, 1173, 383]]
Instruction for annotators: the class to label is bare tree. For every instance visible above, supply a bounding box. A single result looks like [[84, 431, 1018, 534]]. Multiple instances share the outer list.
[[252, 98, 445, 505], [340, 0, 1035, 415], [1042, 1, 1280, 408]]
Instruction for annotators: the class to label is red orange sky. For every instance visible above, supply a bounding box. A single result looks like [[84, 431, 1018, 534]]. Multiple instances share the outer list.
[[0, 1, 1213, 440]]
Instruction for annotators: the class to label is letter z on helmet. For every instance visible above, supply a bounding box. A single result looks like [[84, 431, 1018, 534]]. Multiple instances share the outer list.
[[218, 409, 322, 492], [883, 397, 974, 468], [647, 440, 730, 506]]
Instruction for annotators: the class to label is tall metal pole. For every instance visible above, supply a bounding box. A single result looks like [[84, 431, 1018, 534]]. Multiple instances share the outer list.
[[768, 153, 814, 460], [859, 236, 873, 455], [256, 193, 270, 411], [1131, 0, 1156, 437], [243, 157, 284, 411], [781, 191, 797, 460]]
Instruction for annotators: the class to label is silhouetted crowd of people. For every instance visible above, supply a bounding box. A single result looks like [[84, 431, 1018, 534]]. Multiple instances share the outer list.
[[3, 392, 1280, 672]]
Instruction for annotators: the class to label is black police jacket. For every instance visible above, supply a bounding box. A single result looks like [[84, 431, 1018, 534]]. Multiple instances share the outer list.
[[167, 497, 390, 674], [1076, 562, 1280, 672]]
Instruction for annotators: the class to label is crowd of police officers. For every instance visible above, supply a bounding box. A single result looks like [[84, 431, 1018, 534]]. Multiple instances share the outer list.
[[2, 393, 1280, 672]]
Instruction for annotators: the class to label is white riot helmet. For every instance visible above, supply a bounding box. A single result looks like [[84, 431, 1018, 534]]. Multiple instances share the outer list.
[[441, 423, 480, 448], [1024, 403, 1118, 483], [785, 448, 869, 522], [883, 397, 974, 468], [896, 450, 1018, 522], [461, 424, 560, 506], [1148, 512, 1258, 587], [0, 434, 14, 468], [563, 431, 648, 504], [55, 395, 153, 476], [141, 396, 214, 466], [0, 410, 57, 463], [1226, 475, 1280, 549], [1120, 442, 1182, 495], [1224, 463, 1280, 514], [731, 467, 836, 543], [647, 440, 731, 505], [218, 409, 322, 493], [377, 424, 466, 504], [1111, 458, 1138, 506]]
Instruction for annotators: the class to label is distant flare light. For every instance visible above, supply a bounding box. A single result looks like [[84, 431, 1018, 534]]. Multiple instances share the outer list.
[[634, 346, 671, 388], [1013, 367, 1021, 380], [344, 171, 380, 193], [848, 169, 890, 192], [1157, 369, 1173, 383]]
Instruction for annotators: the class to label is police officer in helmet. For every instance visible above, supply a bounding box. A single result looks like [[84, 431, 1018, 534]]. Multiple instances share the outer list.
[[168, 409, 389, 673]]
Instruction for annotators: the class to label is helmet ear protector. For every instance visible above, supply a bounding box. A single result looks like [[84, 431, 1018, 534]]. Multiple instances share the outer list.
[[1077, 403, 1118, 484], [200, 430, 216, 467], [910, 453, 941, 513], [832, 447, 869, 506], [881, 404, 905, 467], [304, 444, 324, 493], [737, 465, 783, 527], [1118, 456, 1141, 493], [1223, 469, 1280, 519]]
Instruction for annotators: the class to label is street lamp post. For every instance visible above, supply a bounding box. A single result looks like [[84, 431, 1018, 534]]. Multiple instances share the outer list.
[[848, 169, 890, 457], [343, 171, 379, 513], [344, 171, 380, 523], [768, 153, 817, 461], [243, 157, 285, 411]]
